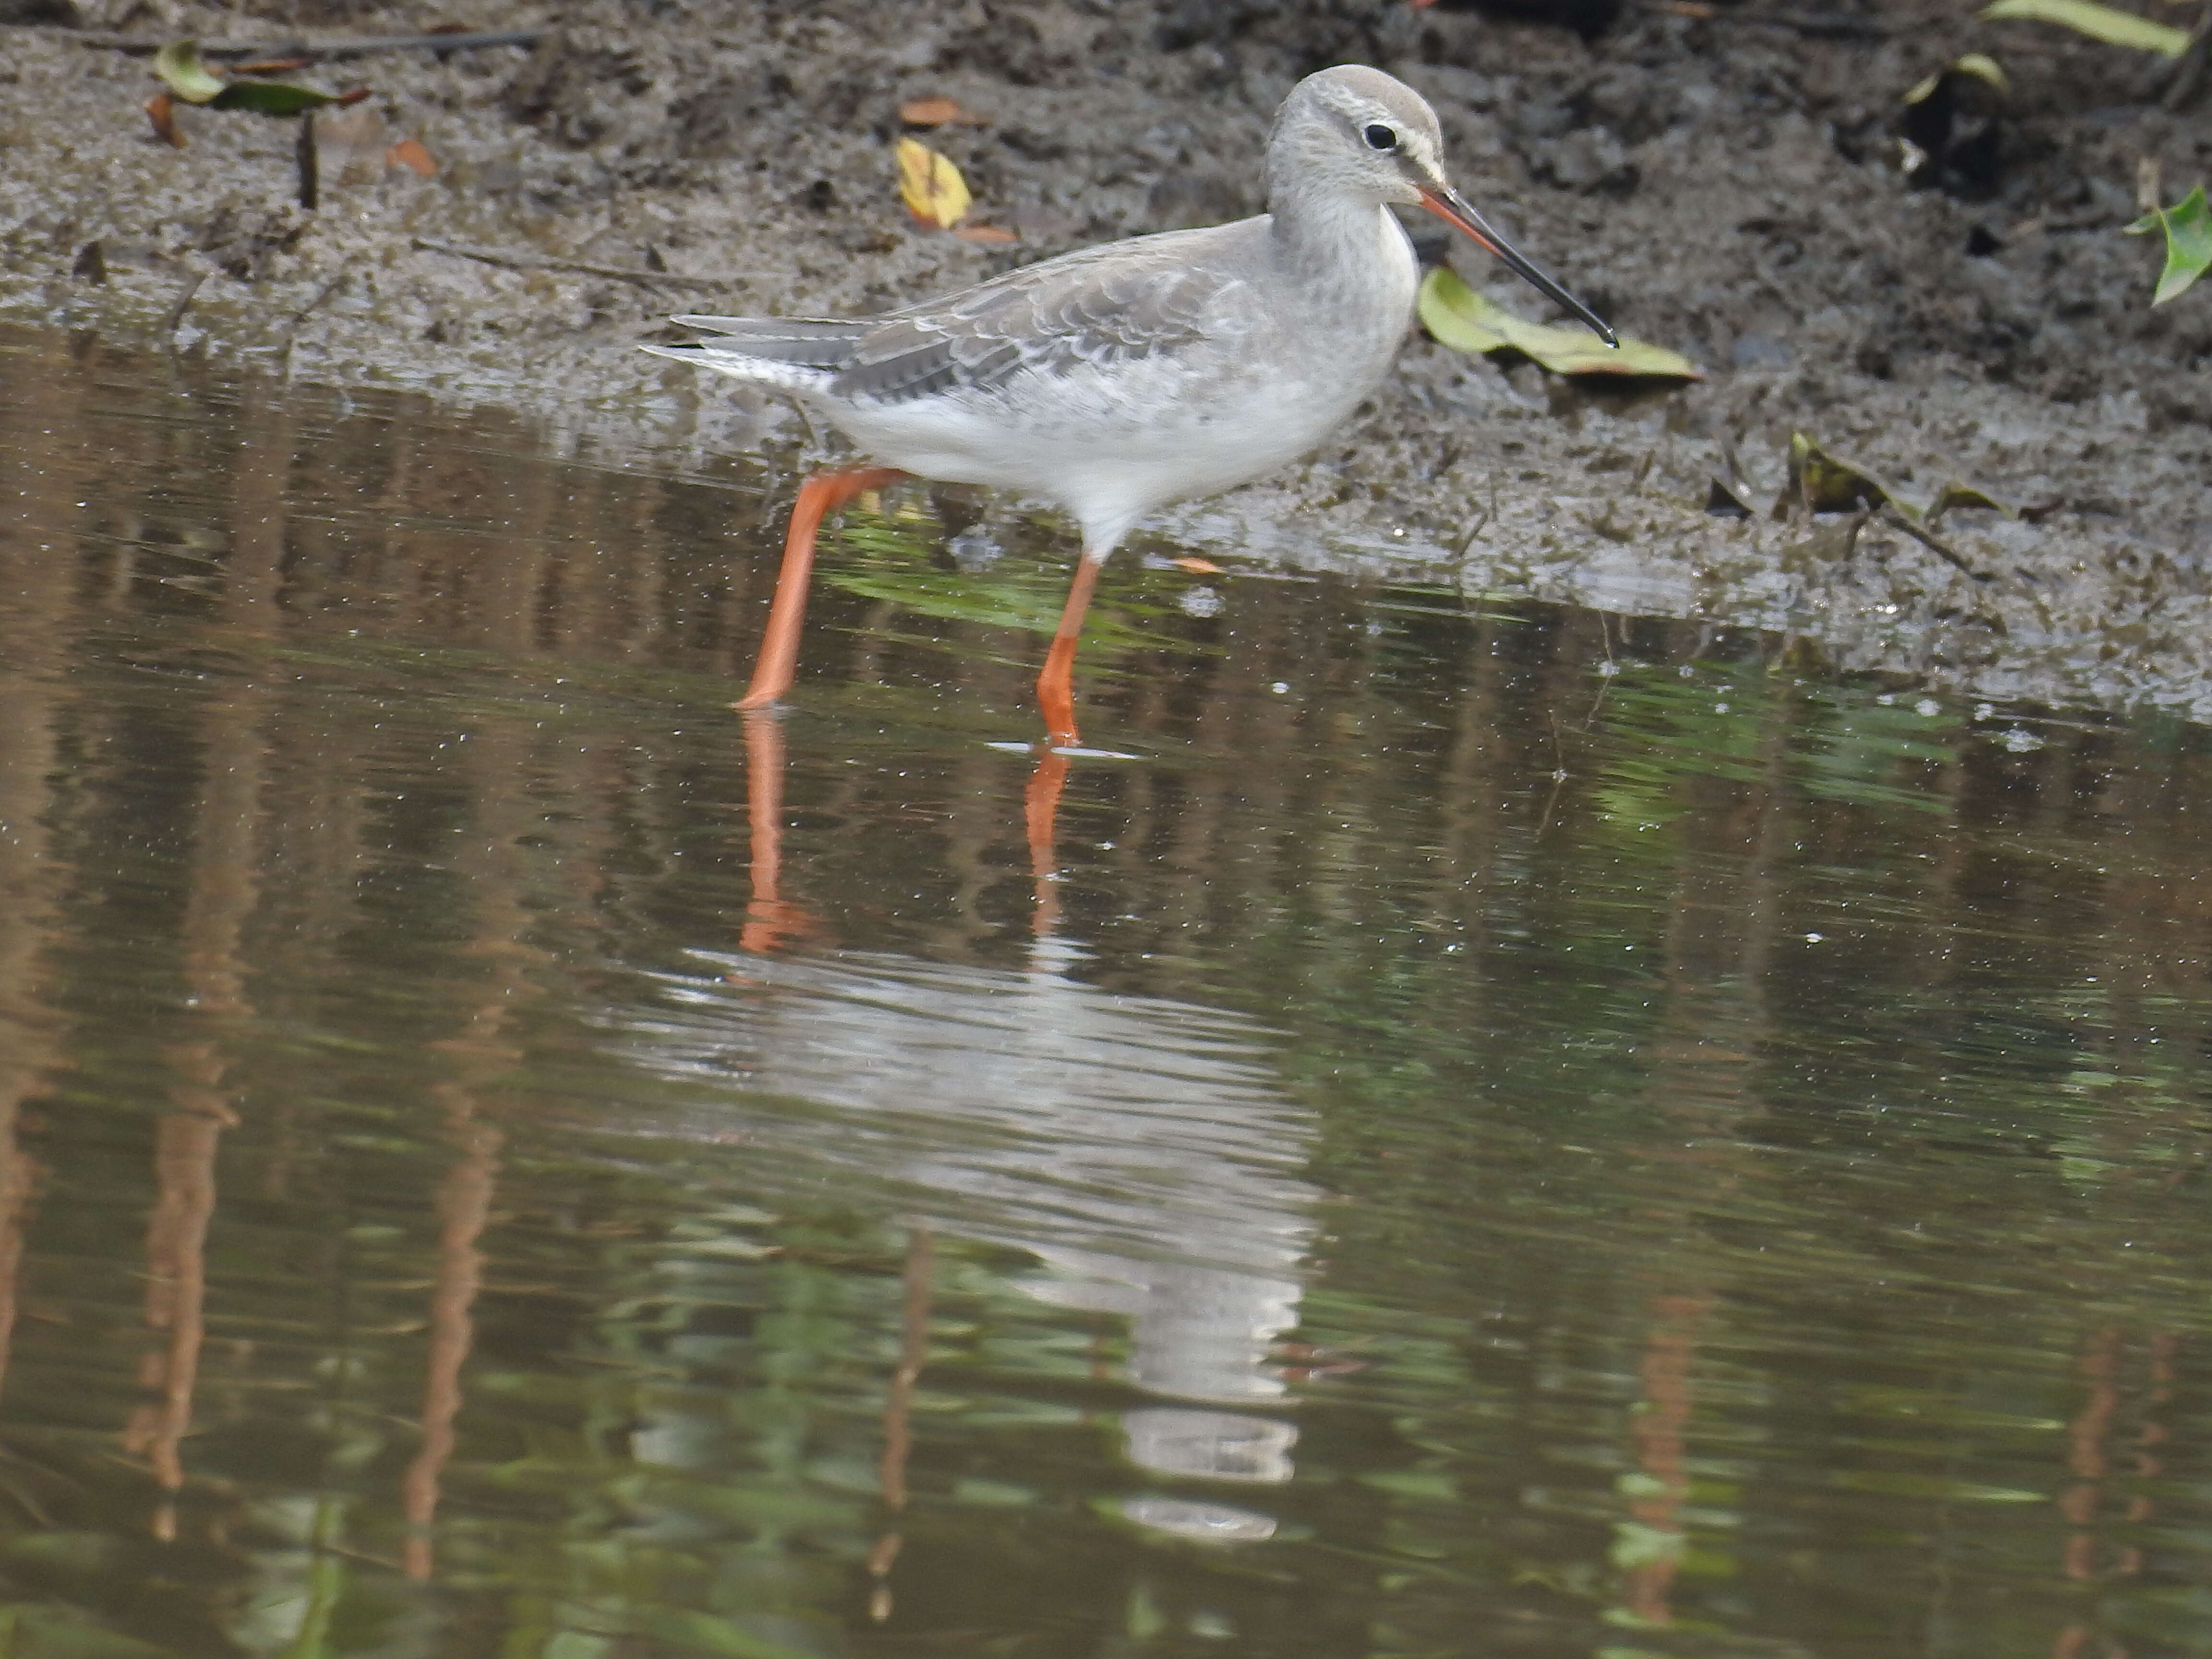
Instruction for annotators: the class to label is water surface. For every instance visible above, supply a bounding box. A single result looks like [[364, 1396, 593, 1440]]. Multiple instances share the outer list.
[[2, 325, 2211, 1659]]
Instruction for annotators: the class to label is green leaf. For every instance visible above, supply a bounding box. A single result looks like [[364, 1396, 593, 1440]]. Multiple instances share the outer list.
[[1979, 0, 2189, 56], [2126, 185, 2212, 304], [152, 38, 228, 104], [209, 80, 349, 114], [1926, 479, 2016, 521], [1418, 268, 1702, 379], [1784, 432, 1901, 516]]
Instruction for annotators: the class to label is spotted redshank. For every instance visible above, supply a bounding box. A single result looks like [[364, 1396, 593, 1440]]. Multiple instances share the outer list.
[[646, 63, 1612, 748]]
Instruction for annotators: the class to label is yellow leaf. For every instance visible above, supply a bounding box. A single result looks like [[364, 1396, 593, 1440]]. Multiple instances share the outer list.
[[1418, 268, 1701, 379], [1980, 0, 2188, 55], [896, 136, 972, 230]]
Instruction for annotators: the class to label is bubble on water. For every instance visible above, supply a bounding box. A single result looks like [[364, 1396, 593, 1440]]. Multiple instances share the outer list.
[[2000, 727, 2045, 753], [1179, 586, 1223, 618]]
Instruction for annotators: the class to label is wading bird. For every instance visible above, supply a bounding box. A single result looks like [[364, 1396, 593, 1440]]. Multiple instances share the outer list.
[[647, 63, 1612, 750]]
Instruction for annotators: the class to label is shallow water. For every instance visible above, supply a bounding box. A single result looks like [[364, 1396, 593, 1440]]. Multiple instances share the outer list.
[[3, 324, 2212, 1659]]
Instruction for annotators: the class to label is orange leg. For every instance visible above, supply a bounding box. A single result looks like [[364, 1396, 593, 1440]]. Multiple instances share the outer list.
[[737, 466, 907, 711], [1036, 553, 1105, 749]]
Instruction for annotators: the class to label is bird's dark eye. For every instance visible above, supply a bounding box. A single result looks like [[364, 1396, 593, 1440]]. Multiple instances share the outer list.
[[1364, 123, 1397, 151]]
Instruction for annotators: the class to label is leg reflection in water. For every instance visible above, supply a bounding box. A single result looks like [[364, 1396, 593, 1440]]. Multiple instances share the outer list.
[[737, 710, 824, 959], [717, 686, 1305, 1548]]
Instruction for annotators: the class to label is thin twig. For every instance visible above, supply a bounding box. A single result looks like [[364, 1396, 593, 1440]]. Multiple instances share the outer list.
[[1539, 713, 1569, 834], [1877, 506, 1990, 581], [50, 25, 546, 59], [295, 108, 317, 210], [161, 270, 206, 348], [276, 268, 349, 370], [411, 237, 758, 290]]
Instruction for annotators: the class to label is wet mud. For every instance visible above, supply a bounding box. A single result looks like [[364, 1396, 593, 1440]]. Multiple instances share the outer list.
[[2, 0, 2208, 712]]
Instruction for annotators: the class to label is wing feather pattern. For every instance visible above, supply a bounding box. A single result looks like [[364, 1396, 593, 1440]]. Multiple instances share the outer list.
[[831, 249, 1250, 406]]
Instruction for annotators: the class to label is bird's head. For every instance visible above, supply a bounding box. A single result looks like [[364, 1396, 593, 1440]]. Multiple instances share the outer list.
[[1271, 65, 1616, 346]]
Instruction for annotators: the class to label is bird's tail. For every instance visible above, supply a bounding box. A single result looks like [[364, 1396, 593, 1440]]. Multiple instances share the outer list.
[[639, 314, 868, 395]]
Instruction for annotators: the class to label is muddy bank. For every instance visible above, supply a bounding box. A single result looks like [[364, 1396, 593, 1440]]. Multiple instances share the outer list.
[[1, 0, 2209, 712]]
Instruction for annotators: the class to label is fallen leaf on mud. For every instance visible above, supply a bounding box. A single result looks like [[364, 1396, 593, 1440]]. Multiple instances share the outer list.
[[144, 90, 185, 147], [215, 80, 365, 115], [952, 223, 1018, 245], [1781, 435, 2015, 530], [1979, 0, 2189, 55], [2127, 185, 2212, 304], [896, 136, 972, 229], [1779, 432, 1901, 517], [1419, 268, 1700, 378], [1171, 556, 1224, 573], [152, 38, 366, 118], [386, 137, 438, 176], [900, 96, 986, 127], [152, 39, 227, 103], [1927, 481, 2016, 521]]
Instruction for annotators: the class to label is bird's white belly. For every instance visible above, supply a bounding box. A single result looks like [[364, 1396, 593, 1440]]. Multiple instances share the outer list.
[[831, 331, 1395, 549]]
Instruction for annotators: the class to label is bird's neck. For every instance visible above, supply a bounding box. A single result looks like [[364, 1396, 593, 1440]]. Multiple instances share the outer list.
[[1265, 188, 1419, 314]]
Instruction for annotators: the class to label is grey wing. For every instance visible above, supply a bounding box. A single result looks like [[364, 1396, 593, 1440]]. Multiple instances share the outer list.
[[830, 251, 1253, 405]]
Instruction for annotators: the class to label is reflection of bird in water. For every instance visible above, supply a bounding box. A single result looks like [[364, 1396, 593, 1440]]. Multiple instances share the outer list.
[[620, 939, 1319, 1540], [646, 64, 1611, 750]]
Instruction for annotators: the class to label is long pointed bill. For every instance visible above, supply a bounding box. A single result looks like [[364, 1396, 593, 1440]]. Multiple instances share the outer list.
[[1419, 184, 1618, 348]]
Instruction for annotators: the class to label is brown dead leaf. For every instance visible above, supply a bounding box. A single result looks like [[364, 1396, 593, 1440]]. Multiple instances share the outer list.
[[145, 90, 186, 148], [952, 222, 1018, 245], [1170, 556, 1224, 574], [386, 137, 437, 176], [232, 55, 313, 74], [896, 136, 971, 229], [900, 95, 986, 127]]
